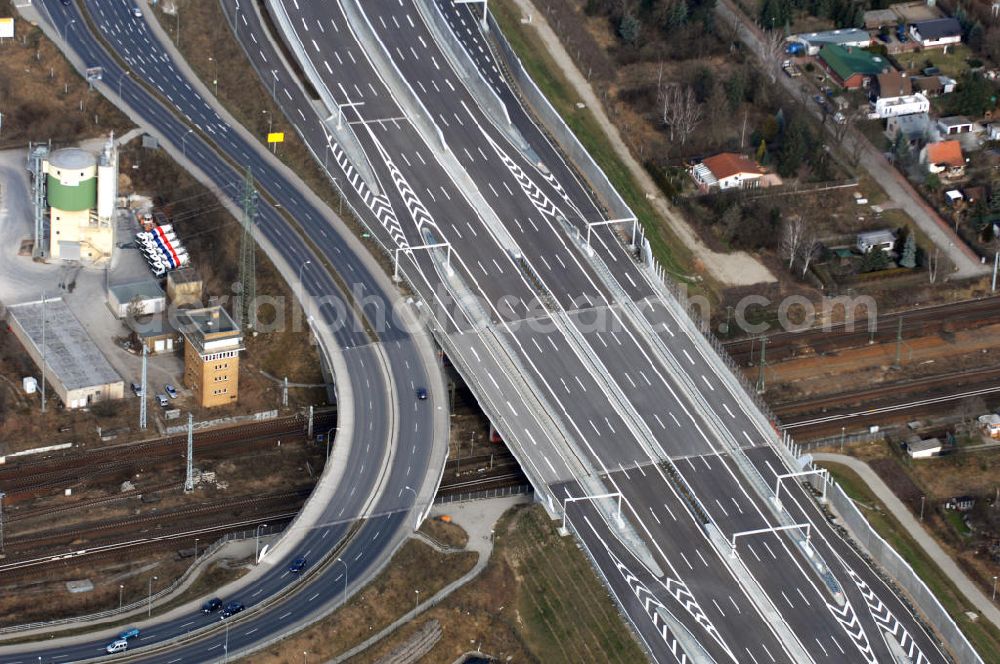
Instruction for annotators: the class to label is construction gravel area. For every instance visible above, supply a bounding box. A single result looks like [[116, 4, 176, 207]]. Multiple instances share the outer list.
[[749, 322, 1000, 407]]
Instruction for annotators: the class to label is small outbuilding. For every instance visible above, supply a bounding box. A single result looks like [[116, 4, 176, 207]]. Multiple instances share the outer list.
[[979, 413, 1000, 438], [907, 437, 942, 458], [129, 314, 180, 355], [166, 266, 203, 306], [108, 279, 166, 319], [856, 229, 896, 254]]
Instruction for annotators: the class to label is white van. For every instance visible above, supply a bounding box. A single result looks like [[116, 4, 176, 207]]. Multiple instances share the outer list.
[[106, 638, 129, 654]]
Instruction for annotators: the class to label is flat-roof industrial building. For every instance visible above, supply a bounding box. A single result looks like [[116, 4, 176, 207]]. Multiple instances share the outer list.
[[5, 297, 124, 409]]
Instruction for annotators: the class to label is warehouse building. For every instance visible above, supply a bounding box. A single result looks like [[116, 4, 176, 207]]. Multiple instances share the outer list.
[[177, 306, 243, 408], [5, 297, 124, 409]]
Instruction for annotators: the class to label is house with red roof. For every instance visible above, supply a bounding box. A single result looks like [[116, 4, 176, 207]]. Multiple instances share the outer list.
[[691, 153, 765, 192], [920, 140, 966, 178]]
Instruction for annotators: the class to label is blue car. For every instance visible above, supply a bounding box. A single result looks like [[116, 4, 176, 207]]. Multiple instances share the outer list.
[[201, 597, 223, 614], [221, 601, 244, 618], [288, 556, 307, 573], [118, 627, 141, 640]]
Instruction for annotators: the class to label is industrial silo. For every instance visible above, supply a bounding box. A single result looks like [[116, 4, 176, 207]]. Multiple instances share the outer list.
[[45, 147, 111, 262], [96, 135, 118, 223], [46, 147, 97, 212]]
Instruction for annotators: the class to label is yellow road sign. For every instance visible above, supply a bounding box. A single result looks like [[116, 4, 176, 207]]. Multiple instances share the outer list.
[[267, 132, 285, 143]]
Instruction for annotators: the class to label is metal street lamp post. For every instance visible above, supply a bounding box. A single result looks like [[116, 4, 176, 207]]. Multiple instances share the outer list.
[[336, 557, 348, 606], [209, 56, 218, 97], [254, 523, 268, 564], [147, 575, 158, 617], [325, 426, 337, 460], [403, 486, 419, 528]]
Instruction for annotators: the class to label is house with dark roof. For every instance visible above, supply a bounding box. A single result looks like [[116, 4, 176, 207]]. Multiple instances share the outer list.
[[886, 112, 931, 146], [876, 71, 911, 99], [909, 18, 962, 49], [911, 75, 957, 97], [817, 44, 891, 89]]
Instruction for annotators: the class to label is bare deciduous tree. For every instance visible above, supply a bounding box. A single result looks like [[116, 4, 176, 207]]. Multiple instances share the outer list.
[[781, 216, 805, 270], [126, 294, 146, 321], [661, 85, 703, 146], [954, 395, 987, 433], [847, 116, 866, 167], [833, 112, 852, 144], [718, 11, 742, 53], [761, 30, 784, 84], [798, 221, 820, 277], [927, 248, 940, 284]]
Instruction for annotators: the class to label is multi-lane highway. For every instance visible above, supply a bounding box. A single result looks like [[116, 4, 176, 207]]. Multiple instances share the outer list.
[[252, 1, 962, 661], [5, 0, 976, 661], [2, 0, 447, 661]]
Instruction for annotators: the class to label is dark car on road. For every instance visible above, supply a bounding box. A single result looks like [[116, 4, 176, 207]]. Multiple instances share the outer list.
[[220, 601, 244, 618], [201, 598, 223, 614], [288, 556, 307, 573], [416, 387, 427, 400]]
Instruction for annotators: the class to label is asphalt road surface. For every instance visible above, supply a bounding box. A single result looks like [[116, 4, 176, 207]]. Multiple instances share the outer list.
[[8, 0, 963, 661], [2, 1, 446, 662]]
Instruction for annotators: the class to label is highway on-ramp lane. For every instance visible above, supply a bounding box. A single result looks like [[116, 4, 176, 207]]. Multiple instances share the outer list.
[[2, 1, 448, 662]]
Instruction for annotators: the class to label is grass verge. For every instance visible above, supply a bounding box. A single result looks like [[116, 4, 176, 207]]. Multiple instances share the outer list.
[[820, 462, 1000, 658], [248, 538, 478, 662], [357, 504, 645, 663], [489, 0, 693, 281]]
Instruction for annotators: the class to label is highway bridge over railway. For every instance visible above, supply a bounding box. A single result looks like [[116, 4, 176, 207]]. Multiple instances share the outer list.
[[2, 1, 981, 662]]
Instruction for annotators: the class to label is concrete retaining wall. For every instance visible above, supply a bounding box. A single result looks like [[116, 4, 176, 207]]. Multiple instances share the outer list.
[[813, 474, 984, 664], [486, 13, 632, 221]]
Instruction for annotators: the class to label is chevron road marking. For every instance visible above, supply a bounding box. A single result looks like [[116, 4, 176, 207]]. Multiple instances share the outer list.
[[846, 569, 932, 664]]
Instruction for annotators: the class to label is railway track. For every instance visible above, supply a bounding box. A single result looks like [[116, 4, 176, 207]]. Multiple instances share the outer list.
[[774, 366, 1000, 439], [722, 296, 1000, 366], [0, 413, 331, 502], [774, 364, 1000, 419], [437, 471, 526, 496], [3, 490, 311, 556], [0, 514, 299, 578]]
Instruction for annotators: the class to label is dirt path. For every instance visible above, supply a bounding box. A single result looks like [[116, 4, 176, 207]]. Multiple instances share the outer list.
[[507, 0, 776, 286]]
